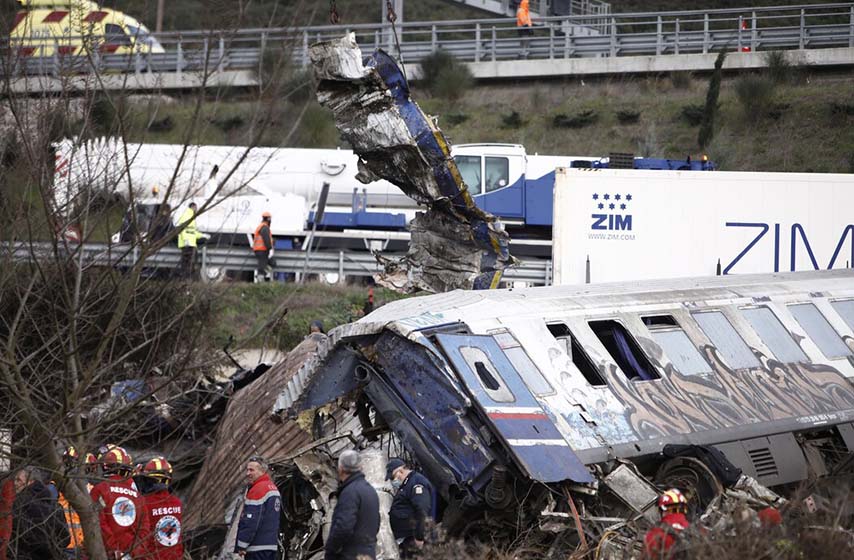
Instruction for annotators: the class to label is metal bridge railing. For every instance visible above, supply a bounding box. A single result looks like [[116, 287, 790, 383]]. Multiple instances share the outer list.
[[3, 3, 853, 80], [4, 242, 552, 286]]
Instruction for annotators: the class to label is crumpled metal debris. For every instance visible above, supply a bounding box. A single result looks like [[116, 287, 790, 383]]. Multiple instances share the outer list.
[[310, 34, 515, 293]]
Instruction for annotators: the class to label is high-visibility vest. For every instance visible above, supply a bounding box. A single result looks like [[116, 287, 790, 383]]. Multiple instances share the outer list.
[[253, 222, 270, 252], [58, 493, 84, 550], [177, 208, 200, 249], [517, 0, 532, 27]]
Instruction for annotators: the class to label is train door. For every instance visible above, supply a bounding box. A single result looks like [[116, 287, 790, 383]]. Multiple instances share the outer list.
[[436, 333, 592, 483]]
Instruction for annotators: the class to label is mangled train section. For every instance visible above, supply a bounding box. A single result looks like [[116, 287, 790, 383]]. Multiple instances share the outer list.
[[310, 34, 514, 293], [272, 270, 854, 549]]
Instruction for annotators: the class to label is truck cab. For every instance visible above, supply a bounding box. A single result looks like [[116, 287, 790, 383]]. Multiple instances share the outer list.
[[452, 144, 527, 223]]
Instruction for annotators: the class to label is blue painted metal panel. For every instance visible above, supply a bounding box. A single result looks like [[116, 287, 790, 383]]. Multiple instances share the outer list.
[[435, 333, 593, 484], [522, 172, 556, 227], [309, 210, 407, 229], [478, 181, 525, 219]]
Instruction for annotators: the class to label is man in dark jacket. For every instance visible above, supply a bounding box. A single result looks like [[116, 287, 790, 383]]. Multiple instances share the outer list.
[[10, 467, 69, 560], [325, 450, 379, 560], [386, 458, 433, 558], [235, 456, 280, 559]]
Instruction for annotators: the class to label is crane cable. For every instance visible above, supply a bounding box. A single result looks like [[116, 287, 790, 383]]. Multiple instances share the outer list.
[[385, 0, 407, 82]]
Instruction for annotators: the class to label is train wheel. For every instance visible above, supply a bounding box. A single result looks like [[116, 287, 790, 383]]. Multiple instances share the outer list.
[[654, 457, 723, 517]]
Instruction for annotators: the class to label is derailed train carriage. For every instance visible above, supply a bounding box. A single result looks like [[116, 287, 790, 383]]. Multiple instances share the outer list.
[[270, 269, 854, 548]]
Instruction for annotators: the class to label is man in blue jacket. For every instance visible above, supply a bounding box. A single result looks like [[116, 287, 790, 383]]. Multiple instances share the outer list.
[[325, 450, 379, 560], [386, 458, 433, 558], [235, 456, 281, 559]]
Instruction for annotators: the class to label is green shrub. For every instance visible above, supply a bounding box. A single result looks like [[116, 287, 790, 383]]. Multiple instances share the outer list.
[[294, 103, 338, 147], [147, 115, 174, 132], [444, 112, 470, 126], [552, 110, 598, 129], [681, 104, 705, 126], [764, 50, 795, 84], [616, 109, 640, 125], [670, 71, 693, 89], [734, 74, 776, 121], [209, 114, 246, 133], [829, 101, 854, 116], [419, 50, 473, 100], [502, 111, 524, 129]]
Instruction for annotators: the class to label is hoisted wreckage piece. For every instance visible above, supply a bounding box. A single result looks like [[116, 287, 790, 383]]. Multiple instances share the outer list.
[[309, 34, 515, 292]]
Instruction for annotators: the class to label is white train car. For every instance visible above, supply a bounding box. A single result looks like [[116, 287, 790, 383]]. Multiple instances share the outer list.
[[552, 167, 854, 285]]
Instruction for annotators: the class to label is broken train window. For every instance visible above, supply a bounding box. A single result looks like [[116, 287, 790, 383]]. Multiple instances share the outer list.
[[493, 331, 554, 396], [588, 320, 661, 381], [546, 323, 607, 386], [789, 303, 852, 360], [642, 314, 712, 375], [692, 311, 761, 370], [741, 306, 808, 364], [459, 346, 515, 403]]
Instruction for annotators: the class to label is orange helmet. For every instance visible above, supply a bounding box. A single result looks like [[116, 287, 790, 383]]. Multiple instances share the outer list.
[[658, 488, 688, 514], [99, 446, 133, 474], [261, 211, 272, 219], [142, 457, 174, 482], [84, 453, 98, 474]]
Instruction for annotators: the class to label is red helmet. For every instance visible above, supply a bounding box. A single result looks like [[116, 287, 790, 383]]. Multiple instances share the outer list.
[[658, 488, 688, 514], [142, 457, 174, 481], [99, 446, 133, 473], [84, 453, 98, 473]]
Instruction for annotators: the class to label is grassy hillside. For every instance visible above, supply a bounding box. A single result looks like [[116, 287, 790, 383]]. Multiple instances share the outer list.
[[114, 67, 854, 173]]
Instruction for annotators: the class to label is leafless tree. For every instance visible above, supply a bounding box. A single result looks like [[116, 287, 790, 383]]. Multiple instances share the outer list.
[[0, 2, 314, 558]]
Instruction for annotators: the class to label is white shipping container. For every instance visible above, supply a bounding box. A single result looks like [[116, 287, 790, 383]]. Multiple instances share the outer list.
[[552, 167, 854, 285]]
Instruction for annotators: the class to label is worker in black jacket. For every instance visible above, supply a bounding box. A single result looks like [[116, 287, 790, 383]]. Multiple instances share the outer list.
[[10, 467, 70, 560], [386, 458, 433, 558], [324, 450, 379, 560]]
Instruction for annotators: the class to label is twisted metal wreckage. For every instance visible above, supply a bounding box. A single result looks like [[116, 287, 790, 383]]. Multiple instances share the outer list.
[[182, 37, 854, 559]]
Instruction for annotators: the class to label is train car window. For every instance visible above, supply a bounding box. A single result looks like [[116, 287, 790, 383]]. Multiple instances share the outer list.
[[546, 323, 606, 386], [455, 155, 482, 195], [642, 315, 712, 375], [493, 332, 555, 396], [459, 346, 515, 402], [789, 303, 852, 359], [588, 320, 661, 381], [742, 307, 808, 364], [830, 300, 854, 332], [485, 157, 510, 193], [693, 312, 761, 370]]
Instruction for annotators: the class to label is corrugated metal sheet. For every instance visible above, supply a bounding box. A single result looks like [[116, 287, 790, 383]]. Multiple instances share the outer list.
[[185, 335, 323, 529]]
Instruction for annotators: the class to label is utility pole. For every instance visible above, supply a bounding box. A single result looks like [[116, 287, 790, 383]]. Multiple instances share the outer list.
[[156, 0, 165, 33]]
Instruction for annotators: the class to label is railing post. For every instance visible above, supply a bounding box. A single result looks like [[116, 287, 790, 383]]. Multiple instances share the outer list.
[[800, 9, 806, 50], [259, 31, 267, 78], [656, 16, 662, 55], [302, 30, 309, 68], [737, 15, 743, 52], [703, 13, 709, 54], [750, 11, 757, 52], [374, 29, 380, 50], [475, 22, 481, 62], [674, 18, 680, 55], [218, 35, 225, 72], [431, 24, 437, 53], [564, 23, 571, 58], [338, 250, 344, 283], [549, 23, 555, 59], [176, 39, 183, 77], [491, 26, 496, 61], [201, 245, 208, 280], [850, 6, 854, 48], [610, 16, 616, 57], [52, 41, 59, 77]]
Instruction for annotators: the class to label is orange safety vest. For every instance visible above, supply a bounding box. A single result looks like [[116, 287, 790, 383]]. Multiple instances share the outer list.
[[253, 222, 270, 252], [516, 0, 532, 27], [58, 493, 84, 550]]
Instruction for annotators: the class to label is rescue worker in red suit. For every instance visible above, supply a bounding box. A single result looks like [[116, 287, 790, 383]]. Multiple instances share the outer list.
[[235, 456, 281, 559], [137, 457, 183, 560], [90, 446, 148, 559], [644, 488, 690, 559]]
